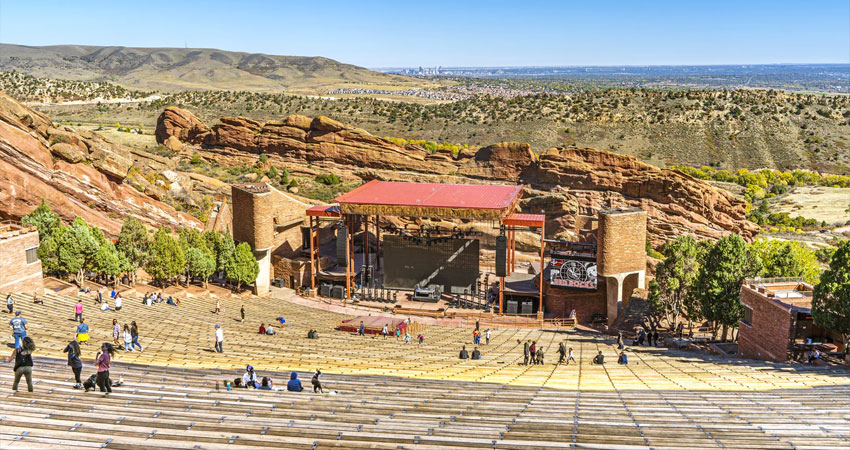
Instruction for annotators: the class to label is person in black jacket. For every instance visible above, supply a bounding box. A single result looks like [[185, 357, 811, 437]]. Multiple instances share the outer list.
[[471, 347, 481, 360], [459, 345, 469, 359], [64, 339, 84, 389]]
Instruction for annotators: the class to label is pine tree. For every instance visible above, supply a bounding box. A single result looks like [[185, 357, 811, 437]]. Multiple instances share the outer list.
[[116, 218, 149, 285], [812, 241, 850, 356], [22, 199, 61, 239], [144, 228, 185, 287], [95, 242, 122, 287], [185, 247, 216, 288], [227, 242, 259, 291], [57, 217, 103, 288], [648, 235, 702, 330]]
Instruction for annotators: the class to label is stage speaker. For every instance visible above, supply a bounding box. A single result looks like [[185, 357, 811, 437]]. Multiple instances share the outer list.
[[320, 283, 332, 298], [300, 226, 310, 250], [495, 233, 507, 277], [331, 285, 345, 299], [521, 302, 533, 315], [336, 226, 348, 266], [507, 300, 518, 314]]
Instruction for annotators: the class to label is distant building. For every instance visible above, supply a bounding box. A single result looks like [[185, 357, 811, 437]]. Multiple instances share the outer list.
[[738, 278, 843, 362], [0, 222, 44, 294]]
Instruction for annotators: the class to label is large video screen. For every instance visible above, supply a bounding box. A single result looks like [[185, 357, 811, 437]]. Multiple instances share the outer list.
[[383, 235, 479, 292], [550, 250, 598, 290]]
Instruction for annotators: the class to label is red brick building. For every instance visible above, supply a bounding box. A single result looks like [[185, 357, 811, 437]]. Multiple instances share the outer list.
[[0, 222, 44, 294], [738, 278, 843, 362]]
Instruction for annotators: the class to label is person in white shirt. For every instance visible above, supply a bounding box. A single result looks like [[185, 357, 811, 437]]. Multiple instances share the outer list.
[[242, 365, 259, 388], [485, 329, 491, 345], [114, 294, 122, 311], [214, 324, 224, 353], [122, 324, 133, 352]]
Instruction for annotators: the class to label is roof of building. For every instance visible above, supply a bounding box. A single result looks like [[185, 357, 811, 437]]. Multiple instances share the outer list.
[[333, 180, 523, 220], [743, 278, 814, 312]]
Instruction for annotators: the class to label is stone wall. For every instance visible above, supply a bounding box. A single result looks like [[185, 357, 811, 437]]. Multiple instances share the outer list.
[[597, 209, 646, 276], [0, 231, 44, 294], [738, 286, 794, 362]]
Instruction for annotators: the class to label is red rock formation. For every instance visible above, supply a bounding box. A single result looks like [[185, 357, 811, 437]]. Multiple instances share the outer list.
[[156, 107, 759, 244], [0, 92, 201, 236]]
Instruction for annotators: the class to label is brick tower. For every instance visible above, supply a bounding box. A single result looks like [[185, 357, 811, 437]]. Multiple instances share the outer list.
[[231, 184, 274, 296], [597, 208, 647, 325]]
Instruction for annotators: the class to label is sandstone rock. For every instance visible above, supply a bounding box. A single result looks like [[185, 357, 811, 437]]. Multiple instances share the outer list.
[[281, 114, 313, 131], [164, 135, 184, 151], [49, 142, 86, 163], [89, 142, 133, 179], [155, 106, 211, 145], [311, 116, 347, 132]]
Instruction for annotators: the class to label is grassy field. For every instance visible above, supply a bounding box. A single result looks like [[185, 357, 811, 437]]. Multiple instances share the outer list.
[[770, 186, 850, 225]]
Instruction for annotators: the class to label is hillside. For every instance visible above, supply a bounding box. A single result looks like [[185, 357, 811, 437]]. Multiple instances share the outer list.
[[0, 44, 420, 92]]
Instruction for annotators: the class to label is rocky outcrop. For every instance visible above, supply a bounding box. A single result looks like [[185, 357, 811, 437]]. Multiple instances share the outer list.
[[157, 107, 759, 244], [155, 106, 211, 145], [0, 91, 201, 236]]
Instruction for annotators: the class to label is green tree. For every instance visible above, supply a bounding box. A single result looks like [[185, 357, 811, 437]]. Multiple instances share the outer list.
[[116, 218, 149, 285], [648, 235, 702, 330], [695, 234, 762, 341], [215, 232, 236, 275], [37, 225, 66, 275], [812, 241, 850, 356], [22, 200, 61, 239], [57, 217, 103, 288], [95, 242, 123, 287], [751, 239, 821, 284], [267, 165, 279, 180], [179, 228, 213, 286], [144, 228, 185, 286], [185, 247, 216, 288], [227, 242, 259, 291]]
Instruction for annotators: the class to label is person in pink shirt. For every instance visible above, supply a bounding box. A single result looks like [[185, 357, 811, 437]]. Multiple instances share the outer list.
[[94, 342, 114, 394], [74, 300, 83, 323]]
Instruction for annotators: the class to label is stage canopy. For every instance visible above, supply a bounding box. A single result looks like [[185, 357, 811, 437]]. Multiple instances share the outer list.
[[334, 180, 523, 220]]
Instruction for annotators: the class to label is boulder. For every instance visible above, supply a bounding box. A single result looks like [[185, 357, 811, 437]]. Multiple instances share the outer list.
[[310, 115, 347, 132], [50, 142, 87, 163], [164, 135, 184, 151], [155, 106, 211, 145], [89, 142, 133, 179], [281, 114, 313, 131]]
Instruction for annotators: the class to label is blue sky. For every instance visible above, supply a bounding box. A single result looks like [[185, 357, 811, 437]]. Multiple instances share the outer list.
[[1, 0, 848, 67]]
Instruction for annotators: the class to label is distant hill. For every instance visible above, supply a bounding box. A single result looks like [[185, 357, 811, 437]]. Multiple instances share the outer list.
[[0, 44, 416, 91]]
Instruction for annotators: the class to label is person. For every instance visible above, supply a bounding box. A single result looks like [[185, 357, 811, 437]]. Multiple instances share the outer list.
[[122, 324, 133, 352], [9, 310, 27, 349], [214, 299, 221, 314], [130, 321, 142, 352], [32, 293, 43, 305], [473, 328, 480, 345], [259, 323, 266, 334], [64, 339, 83, 389], [166, 296, 177, 306], [114, 293, 122, 311], [617, 331, 624, 350], [242, 365, 259, 388], [536, 346, 544, 365], [636, 328, 646, 346], [653, 331, 659, 347], [567, 347, 576, 364], [523, 341, 530, 365], [77, 318, 91, 345], [395, 328, 401, 341], [529, 341, 537, 365], [5, 293, 13, 314], [382, 324, 389, 339], [471, 347, 481, 360], [404, 331, 411, 344], [100, 299, 111, 311], [358, 321, 365, 336], [258, 377, 273, 390], [593, 351, 604, 365], [112, 319, 120, 347], [240, 305, 245, 323], [265, 324, 276, 336], [94, 342, 114, 394], [459, 345, 469, 359], [287, 371, 303, 392], [311, 369, 323, 393], [6, 336, 35, 392], [475, 319, 479, 331], [418, 334, 424, 345], [96, 289, 103, 304], [676, 322, 684, 339], [110, 288, 116, 299], [74, 300, 83, 323], [557, 342, 566, 364], [485, 329, 491, 345], [618, 352, 628, 365], [808, 348, 821, 364], [214, 324, 224, 353]]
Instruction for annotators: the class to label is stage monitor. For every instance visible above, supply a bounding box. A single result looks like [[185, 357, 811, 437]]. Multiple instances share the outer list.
[[550, 249, 598, 290], [383, 235, 479, 292]]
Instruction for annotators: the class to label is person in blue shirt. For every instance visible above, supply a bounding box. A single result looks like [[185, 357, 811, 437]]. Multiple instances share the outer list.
[[76, 319, 91, 345], [258, 377, 273, 390], [9, 311, 27, 349], [286, 371, 303, 392], [618, 352, 629, 365]]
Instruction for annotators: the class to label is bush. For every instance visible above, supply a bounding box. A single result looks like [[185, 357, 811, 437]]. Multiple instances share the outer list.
[[315, 173, 341, 185]]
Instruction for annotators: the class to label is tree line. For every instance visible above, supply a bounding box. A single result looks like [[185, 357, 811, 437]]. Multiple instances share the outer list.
[[22, 202, 259, 290], [649, 233, 849, 353]]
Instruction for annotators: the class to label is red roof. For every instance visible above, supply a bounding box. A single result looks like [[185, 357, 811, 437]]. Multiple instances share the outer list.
[[503, 213, 545, 227], [335, 180, 523, 211], [306, 205, 341, 217]]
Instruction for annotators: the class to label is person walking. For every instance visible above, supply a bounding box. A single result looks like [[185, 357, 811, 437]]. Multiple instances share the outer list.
[[485, 329, 491, 345], [418, 334, 424, 345], [114, 293, 122, 312], [214, 324, 224, 353], [652, 331, 659, 347], [358, 321, 365, 336], [617, 331, 624, 350], [130, 321, 143, 352], [94, 343, 114, 394], [214, 299, 221, 314], [529, 341, 537, 365], [536, 346, 544, 365], [567, 347, 576, 364], [382, 324, 389, 339], [64, 339, 84, 389], [523, 341, 530, 365], [395, 328, 401, 341], [122, 324, 133, 352], [240, 305, 245, 323], [9, 311, 27, 349], [311, 369, 323, 393], [76, 318, 90, 345], [74, 300, 83, 323], [404, 331, 411, 344], [557, 342, 566, 364], [112, 319, 120, 347], [5, 293, 13, 314], [5, 336, 35, 392]]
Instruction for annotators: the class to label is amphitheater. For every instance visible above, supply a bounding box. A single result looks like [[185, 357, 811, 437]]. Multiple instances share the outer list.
[[1, 290, 848, 449]]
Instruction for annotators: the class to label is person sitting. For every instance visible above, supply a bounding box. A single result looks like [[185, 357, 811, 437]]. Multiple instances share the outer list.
[[259, 324, 266, 335], [258, 377, 273, 390], [808, 349, 821, 364], [593, 351, 605, 365], [287, 372, 303, 392], [242, 365, 259, 388], [166, 296, 177, 306], [265, 324, 276, 336], [618, 352, 628, 365], [232, 377, 243, 389], [32, 293, 43, 305], [100, 300, 111, 311], [311, 369, 323, 393], [459, 345, 469, 360], [307, 329, 318, 339], [471, 347, 481, 360]]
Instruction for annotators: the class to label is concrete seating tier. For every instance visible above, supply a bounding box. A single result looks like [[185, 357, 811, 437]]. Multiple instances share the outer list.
[[0, 291, 848, 449]]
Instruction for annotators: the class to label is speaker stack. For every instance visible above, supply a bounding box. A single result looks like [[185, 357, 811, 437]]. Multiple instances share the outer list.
[[336, 225, 348, 266], [495, 228, 507, 277]]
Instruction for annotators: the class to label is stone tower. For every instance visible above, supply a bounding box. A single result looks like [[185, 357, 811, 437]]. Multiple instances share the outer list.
[[597, 208, 647, 325], [231, 183, 274, 296]]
